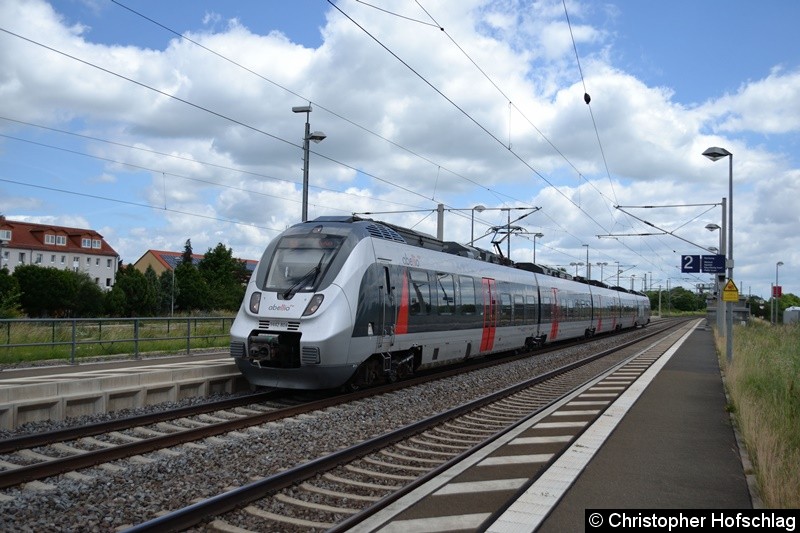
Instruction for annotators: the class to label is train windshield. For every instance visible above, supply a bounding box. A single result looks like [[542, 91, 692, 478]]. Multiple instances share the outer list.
[[263, 234, 346, 294]]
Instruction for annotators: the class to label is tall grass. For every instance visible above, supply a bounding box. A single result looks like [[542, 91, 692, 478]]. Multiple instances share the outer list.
[[722, 320, 800, 508], [0, 317, 233, 365]]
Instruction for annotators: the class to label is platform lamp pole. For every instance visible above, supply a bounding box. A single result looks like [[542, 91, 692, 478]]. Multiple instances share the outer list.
[[471, 205, 485, 244], [703, 147, 734, 364], [532, 232, 543, 263], [292, 105, 326, 222], [597, 262, 608, 283]]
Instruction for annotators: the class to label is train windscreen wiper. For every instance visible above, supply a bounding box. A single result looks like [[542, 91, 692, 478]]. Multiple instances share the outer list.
[[282, 257, 324, 299]]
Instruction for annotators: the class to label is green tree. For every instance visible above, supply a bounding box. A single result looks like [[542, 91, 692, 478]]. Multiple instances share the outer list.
[[107, 265, 158, 317], [159, 269, 177, 315], [175, 261, 209, 312], [144, 265, 161, 313], [198, 243, 247, 311], [73, 273, 105, 317], [181, 239, 194, 266], [0, 268, 22, 318], [13, 265, 104, 317]]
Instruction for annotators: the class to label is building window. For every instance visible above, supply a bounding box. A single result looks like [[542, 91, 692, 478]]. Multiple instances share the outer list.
[[0, 229, 11, 241], [107, 259, 112, 268], [82, 238, 92, 248], [19, 252, 26, 264], [92, 239, 101, 249], [35, 253, 43, 264], [45, 234, 56, 244], [86, 257, 91, 264], [95, 258, 100, 266], [51, 255, 56, 263], [106, 278, 111, 287], [56, 235, 67, 246], [60, 255, 66, 264]]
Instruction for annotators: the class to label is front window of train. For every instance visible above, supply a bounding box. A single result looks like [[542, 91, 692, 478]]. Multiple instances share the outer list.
[[263, 233, 345, 295]]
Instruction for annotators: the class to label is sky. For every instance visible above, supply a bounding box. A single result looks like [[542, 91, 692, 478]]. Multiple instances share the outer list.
[[1, 0, 799, 301]]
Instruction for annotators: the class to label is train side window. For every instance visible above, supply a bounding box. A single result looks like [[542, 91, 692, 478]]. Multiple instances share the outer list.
[[525, 294, 538, 323], [436, 273, 456, 315], [409, 269, 431, 315], [499, 293, 512, 326], [540, 295, 552, 321], [514, 294, 524, 324], [460, 276, 477, 314]]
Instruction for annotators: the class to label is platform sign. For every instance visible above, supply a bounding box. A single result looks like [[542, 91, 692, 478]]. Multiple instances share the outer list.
[[722, 279, 739, 302], [773, 285, 783, 298], [681, 255, 700, 273], [701, 254, 726, 273]]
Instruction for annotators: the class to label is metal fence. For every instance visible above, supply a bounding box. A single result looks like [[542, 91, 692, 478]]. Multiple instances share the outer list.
[[0, 317, 234, 365]]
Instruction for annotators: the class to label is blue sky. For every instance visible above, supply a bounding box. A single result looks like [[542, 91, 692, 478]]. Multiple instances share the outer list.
[[1, 0, 799, 299]]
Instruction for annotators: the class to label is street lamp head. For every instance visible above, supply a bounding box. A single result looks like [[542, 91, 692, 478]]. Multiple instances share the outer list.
[[308, 131, 326, 143], [534, 232, 544, 238], [473, 205, 486, 213], [702, 146, 732, 161], [777, 261, 784, 267], [292, 105, 312, 113], [705, 223, 720, 231]]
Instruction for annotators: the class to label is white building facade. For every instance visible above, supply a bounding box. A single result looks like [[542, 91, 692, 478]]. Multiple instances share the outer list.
[[0, 217, 119, 289]]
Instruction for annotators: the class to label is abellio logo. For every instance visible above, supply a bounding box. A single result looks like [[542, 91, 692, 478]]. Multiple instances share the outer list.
[[401, 254, 421, 267], [268, 303, 294, 312]]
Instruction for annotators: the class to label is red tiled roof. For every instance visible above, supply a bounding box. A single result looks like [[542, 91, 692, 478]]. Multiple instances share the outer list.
[[0, 217, 119, 257]]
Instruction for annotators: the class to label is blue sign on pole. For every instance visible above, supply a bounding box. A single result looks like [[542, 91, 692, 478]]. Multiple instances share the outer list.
[[701, 254, 726, 273], [681, 255, 701, 273]]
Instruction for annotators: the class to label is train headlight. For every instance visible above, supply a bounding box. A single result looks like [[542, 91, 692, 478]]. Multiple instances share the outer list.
[[249, 292, 261, 314], [302, 294, 325, 316]]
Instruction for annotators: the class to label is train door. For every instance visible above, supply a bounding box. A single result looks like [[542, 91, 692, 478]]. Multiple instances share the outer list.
[[549, 287, 560, 341], [480, 278, 497, 352], [377, 266, 396, 352]]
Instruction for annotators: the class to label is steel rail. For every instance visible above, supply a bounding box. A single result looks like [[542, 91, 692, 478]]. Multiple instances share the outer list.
[[123, 319, 688, 533]]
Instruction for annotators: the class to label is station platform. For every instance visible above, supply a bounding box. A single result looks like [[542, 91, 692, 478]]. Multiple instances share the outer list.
[[348, 320, 755, 533], [492, 320, 754, 532], [0, 352, 246, 430]]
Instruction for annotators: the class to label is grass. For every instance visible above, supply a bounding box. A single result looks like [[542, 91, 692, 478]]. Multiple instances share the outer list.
[[0, 317, 233, 365], [720, 320, 800, 508]]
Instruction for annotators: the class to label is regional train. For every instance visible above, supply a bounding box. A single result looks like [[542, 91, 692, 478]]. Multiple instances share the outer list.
[[229, 216, 651, 390]]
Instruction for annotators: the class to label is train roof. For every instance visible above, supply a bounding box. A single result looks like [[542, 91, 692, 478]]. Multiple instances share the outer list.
[[309, 216, 647, 296]]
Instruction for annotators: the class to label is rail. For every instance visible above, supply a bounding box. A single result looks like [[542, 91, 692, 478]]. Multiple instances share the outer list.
[[0, 316, 234, 364]]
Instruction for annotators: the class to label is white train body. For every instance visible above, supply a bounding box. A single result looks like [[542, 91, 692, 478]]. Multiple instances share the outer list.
[[230, 217, 651, 389]]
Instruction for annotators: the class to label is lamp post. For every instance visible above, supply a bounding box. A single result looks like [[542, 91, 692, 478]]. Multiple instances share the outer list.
[[615, 261, 621, 287], [630, 274, 636, 291], [471, 205, 485, 244], [582, 244, 590, 280], [706, 213, 726, 334], [703, 146, 734, 364], [532, 232, 544, 263], [292, 105, 326, 222], [596, 262, 608, 283], [570, 262, 584, 277], [773, 261, 784, 324]]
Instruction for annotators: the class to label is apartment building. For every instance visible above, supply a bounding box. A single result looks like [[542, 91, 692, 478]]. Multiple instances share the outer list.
[[0, 216, 119, 289]]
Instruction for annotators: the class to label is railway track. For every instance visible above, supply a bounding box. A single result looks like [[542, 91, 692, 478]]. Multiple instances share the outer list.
[[0, 321, 678, 493], [117, 319, 691, 532]]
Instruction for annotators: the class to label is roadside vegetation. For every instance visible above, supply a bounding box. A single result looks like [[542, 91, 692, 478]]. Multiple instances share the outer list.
[[722, 320, 800, 508], [0, 240, 248, 319]]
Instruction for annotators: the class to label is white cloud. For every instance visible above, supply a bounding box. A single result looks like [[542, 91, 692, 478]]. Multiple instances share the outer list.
[[0, 0, 798, 296]]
